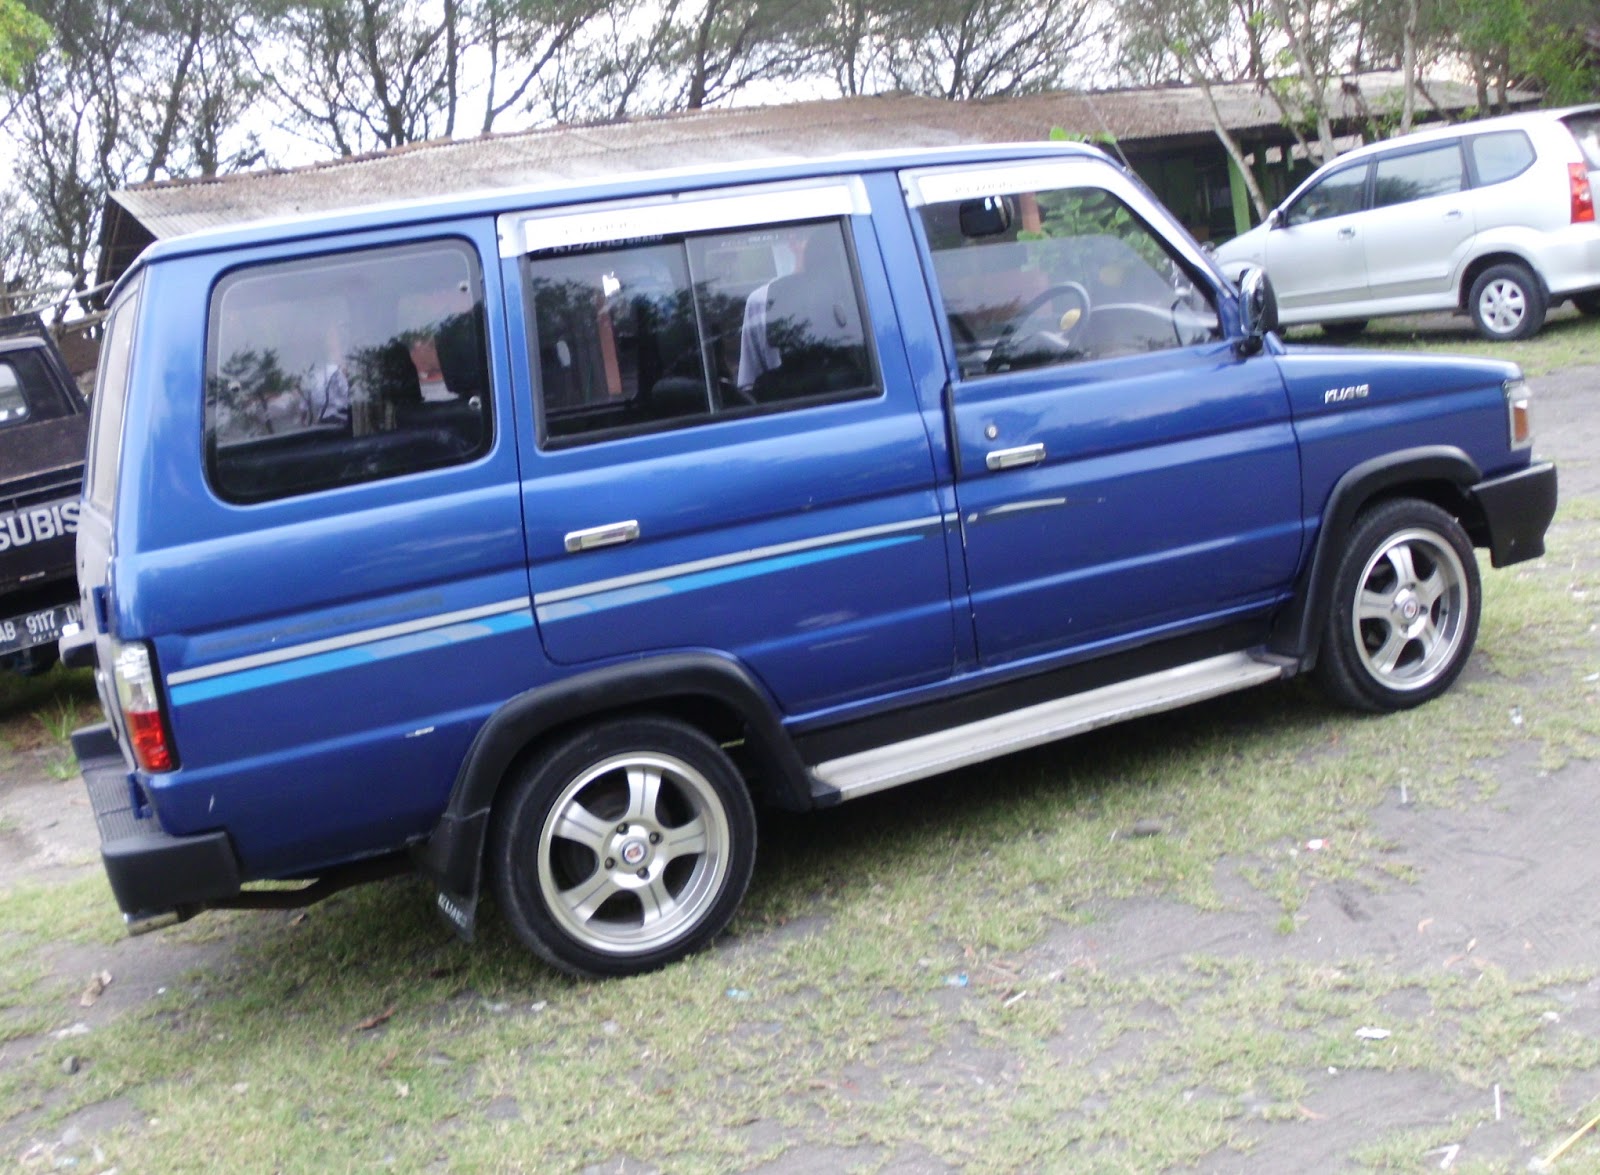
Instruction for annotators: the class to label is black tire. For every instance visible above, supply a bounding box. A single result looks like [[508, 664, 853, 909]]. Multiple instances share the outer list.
[[1320, 320, 1367, 340], [1468, 262, 1546, 341], [489, 716, 756, 978], [1315, 498, 1481, 713], [1573, 291, 1600, 317]]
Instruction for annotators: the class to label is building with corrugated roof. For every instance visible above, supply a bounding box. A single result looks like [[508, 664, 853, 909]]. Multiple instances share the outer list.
[[97, 73, 1528, 290]]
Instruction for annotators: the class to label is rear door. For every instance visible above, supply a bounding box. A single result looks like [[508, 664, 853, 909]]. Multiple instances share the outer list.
[[902, 158, 1303, 669], [502, 180, 956, 716], [1360, 140, 1474, 304]]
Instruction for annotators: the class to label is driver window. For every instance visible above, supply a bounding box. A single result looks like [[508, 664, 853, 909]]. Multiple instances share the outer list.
[[919, 186, 1220, 379], [1284, 165, 1368, 226]]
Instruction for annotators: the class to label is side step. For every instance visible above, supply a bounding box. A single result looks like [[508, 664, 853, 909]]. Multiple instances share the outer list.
[[811, 651, 1289, 802]]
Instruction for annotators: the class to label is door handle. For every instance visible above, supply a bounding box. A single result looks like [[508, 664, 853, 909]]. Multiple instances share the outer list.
[[1445, 209, 1463, 219], [986, 443, 1046, 471], [564, 520, 640, 553], [1337, 227, 1356, 240]]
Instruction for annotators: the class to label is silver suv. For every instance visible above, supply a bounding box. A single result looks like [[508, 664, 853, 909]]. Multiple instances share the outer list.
[[1215, 105, 1600, 340]]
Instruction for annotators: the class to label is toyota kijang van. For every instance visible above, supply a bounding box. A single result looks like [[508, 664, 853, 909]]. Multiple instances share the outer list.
[[63, 142, 1557, 977]]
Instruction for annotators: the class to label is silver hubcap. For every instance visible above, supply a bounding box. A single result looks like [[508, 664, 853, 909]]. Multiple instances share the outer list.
[[537, 751, 729, 955], [1353, 527, 1469, 692], [1478, 279, 1526, 335]]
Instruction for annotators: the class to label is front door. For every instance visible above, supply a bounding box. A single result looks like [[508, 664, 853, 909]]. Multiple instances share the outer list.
[[903, 160, 1303, 669], [1268, 160, 1372, 315]]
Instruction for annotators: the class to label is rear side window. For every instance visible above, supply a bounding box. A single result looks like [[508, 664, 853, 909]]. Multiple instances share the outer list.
[[206, 240, 491, 503], [1563, 113, 1600, 170], [526, 218, 875, 445], [1469, 131, 1537, 185], [1373, 142, 1465, 207], [87, 279, 142, 514]]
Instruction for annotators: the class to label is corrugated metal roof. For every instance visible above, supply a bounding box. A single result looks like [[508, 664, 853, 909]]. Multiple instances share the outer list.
[[108, 74, 1510, 241]]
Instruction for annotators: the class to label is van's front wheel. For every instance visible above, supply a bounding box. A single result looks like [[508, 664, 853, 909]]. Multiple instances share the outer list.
[[490, 717, 756, 977], [1316, 498, 1480, 712]]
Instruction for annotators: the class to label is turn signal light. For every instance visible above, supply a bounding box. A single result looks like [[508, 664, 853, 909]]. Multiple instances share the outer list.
[[112, 641, 177, 772], [1505, 377, 1533, 450], [1572, 163, 1595, 224]]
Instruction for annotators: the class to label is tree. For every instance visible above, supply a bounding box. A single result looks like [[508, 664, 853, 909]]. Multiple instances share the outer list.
[[1118, 0, 1272, 217], [877, 0, 1105, 99], [0, 0, 46, 90]]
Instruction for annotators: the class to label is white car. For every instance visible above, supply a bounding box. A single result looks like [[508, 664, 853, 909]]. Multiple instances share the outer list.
[[1214, 105, 1600, 340]]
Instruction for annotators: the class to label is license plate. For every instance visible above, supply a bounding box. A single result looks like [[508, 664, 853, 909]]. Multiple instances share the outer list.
[[0, 603, 81, 656]]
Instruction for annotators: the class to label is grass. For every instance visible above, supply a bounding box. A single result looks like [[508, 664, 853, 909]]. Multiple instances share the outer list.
[[1283, 301, 1600, 376], [1, 509, 1597, 1172], [4, 339, 1600, 1167]]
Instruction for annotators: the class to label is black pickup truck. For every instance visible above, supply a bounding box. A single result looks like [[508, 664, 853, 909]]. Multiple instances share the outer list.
[[0, 314, 86, 674]]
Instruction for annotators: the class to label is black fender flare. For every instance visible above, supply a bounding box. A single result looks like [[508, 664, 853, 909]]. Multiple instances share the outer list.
[[1269, 445, 1481, 666], [412, 651, 811, 938]]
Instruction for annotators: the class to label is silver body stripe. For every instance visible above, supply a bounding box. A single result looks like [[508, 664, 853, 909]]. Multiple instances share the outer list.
[[534, 516, 946, 608], [167, 597, 531, 686]]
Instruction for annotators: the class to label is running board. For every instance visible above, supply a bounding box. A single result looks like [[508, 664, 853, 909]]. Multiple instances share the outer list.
[[810, 651, 1289, 803]]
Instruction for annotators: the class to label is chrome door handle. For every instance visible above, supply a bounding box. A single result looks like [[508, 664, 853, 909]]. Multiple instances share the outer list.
[[986, 443, 1046, 471], [564, 520, 640, 553]]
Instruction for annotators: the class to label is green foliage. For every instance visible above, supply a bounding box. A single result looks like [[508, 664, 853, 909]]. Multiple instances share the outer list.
[[0, 0, 47, 88]]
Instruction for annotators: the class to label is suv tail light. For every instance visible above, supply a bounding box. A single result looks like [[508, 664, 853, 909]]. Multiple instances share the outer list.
[[112, 641, 177, 772], [1572, 163, 1595, 224]]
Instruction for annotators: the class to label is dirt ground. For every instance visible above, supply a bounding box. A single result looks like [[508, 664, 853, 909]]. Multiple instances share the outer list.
[[2, 349, 1597, 1171]]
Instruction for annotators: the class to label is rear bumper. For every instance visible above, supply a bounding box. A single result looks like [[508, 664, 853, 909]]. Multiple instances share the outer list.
[[74, 723, 241, 920], [1472, 460, 1558, 567]]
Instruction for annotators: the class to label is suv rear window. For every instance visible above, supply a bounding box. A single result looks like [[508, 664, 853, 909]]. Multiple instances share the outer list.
[[1469, 130, 1537, 185], [205, 240, 492, 503], [525, 217, 876, 445]]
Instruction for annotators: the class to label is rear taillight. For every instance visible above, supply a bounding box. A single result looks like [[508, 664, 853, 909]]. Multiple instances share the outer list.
[[1505, 376, 1533, 450], [1571, 163, 1595, 224], [112, 641, 177, 772]]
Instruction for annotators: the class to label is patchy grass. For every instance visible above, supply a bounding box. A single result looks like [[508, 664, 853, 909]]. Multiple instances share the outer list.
[[1284, 303, 1600, 375], [3, 521, 1599, 1170]]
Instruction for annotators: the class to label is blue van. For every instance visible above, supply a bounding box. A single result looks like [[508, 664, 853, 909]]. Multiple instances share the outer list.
[[64, 143, 1556, 977]]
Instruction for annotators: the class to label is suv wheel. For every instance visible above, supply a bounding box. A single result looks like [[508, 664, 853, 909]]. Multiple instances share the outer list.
[[1316, 498, 1480, 712], [489, 716, 756, 977], [1468, 262, 1546, 341]]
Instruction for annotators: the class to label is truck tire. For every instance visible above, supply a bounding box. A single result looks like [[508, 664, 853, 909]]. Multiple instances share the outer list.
[[489, 716, 756, 978], [1316, 498, 1480, 712]]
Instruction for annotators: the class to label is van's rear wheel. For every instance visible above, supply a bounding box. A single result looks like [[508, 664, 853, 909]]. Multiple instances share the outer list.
[[489, 717, 756, 977], [1469, 262, 1545, 341], [1316, 498, 1480, 712]]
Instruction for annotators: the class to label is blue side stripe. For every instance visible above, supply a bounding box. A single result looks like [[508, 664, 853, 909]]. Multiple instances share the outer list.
[[171, 610, 533, 705], [537, 535, 924, 622]]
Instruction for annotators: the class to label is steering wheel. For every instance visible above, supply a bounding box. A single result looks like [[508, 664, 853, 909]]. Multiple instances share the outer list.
[[985, 282, 1093, 373]]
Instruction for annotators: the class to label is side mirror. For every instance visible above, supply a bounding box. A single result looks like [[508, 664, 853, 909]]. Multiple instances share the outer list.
[[1235, 266, 1279, 357], [1267, 207, 1284, 230], [959, 196, 1013, 239]]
